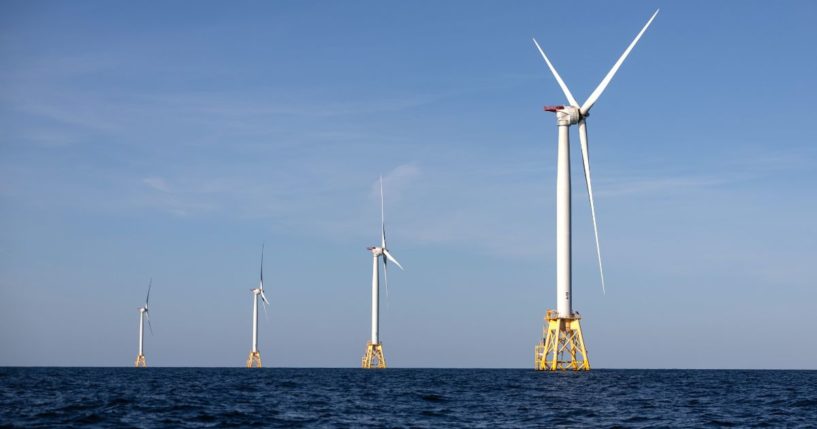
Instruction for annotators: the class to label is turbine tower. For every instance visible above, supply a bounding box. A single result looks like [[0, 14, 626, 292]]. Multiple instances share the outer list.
[[135, 279, 152, 368], [532, 10, 659, 371], [247, 245, 270, 368], [362, 177, 404, 369]]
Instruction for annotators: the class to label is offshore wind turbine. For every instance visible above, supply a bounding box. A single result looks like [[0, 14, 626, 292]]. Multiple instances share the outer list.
[[247, 245, 270, 368], [362, 177, 404, 369], [134, 279, 152, 368], [532, 10, 659, 371]]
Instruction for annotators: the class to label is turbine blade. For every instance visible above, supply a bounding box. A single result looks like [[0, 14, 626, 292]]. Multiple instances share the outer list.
[[380, 176, 386, 248], [383, 249, 404, 271], [146, 278, 152, 308], [578, 119, 606, 294], [580, 9, 659, 116], [260, 293, 269, 320], [260, 243, 265, 290], [146, 312, 153, 335], [382, 226, 387, 253], [532, 38, 579, 107], [382, 255, 390, 305]]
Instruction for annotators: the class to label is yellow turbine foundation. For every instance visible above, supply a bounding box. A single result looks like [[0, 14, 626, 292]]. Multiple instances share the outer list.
[[246, 351, 262, 368], [361, 341, 386, 369], [534, 310, 590, 371], [134, 354, 146, 368]]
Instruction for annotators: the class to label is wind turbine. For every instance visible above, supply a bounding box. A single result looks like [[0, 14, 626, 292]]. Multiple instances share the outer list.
[[362, 177, 404, 369], [134, 279, 152, 368], [532, 10, 659, 371], [247, 244, 270, 368]]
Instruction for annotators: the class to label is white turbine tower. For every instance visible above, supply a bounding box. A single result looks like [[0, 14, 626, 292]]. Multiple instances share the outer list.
[[135, 279, 152, 367], [362, 177, 404, 369], [533, 10, 659, 371], [247, 245, 270, 368]]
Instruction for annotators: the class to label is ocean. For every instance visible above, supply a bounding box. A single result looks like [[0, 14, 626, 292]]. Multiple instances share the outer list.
[[1, 368, 816, 427]]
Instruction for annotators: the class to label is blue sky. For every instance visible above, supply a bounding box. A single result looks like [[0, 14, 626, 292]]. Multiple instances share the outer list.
[[1, 1, 815, 368]]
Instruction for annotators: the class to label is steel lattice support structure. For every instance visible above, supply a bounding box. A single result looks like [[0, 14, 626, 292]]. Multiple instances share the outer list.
[[134, 354, 146, 368], [535, 310, 589, 371], [361, 341, 386, 369], [246, 351, 262, 368]]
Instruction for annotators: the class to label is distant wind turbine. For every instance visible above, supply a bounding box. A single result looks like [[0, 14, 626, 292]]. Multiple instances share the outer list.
[[134, 279, 152, 368], [362, 177, 404, 369], [247, 245, 270, 368]]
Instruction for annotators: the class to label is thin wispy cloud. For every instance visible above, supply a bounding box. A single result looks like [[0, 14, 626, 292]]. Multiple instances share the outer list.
[[142, 177, 171, 193], [375, 163, 420, 202], [591, 146, 816, 199], [597, 175, 729, 198], [6, 95, 121, 134]]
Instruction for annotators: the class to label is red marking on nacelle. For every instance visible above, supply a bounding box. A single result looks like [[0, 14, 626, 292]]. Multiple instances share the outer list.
[[544, 105, 564, 112]]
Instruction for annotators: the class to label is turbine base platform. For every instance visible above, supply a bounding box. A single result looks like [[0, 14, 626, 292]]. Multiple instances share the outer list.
[[134, 354, 146, 368], [246, 351, 262, 368], [534, 310, 590, 371], [361, 341, 386, 369]]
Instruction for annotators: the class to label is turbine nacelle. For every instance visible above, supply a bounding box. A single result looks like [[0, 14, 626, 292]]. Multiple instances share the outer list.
[[367, 246, 385, 256], [251, 287, 269, 305], [544, 105, 582, 125]]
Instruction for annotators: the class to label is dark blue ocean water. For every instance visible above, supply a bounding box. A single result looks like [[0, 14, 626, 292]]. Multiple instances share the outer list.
[[1, 368, 816, 428]]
